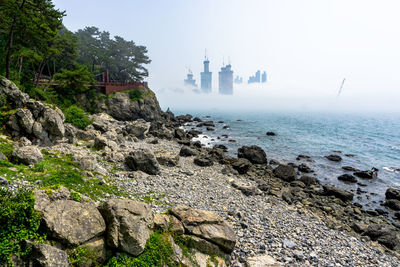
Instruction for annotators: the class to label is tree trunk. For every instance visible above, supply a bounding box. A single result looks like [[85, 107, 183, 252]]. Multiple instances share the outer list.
[[5, 0, 27, 79], [5, 22, 15, 79]]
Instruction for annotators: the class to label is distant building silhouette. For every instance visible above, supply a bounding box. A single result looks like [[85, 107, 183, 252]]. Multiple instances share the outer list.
[[219, 64, 233, 95], [200, 56, 212, 93], [184, 70, 197, 87], [248, 70, 267, 84], [248, 70, 261, 84], [261, 71, 267, 83], [234, 75, 243, 84]]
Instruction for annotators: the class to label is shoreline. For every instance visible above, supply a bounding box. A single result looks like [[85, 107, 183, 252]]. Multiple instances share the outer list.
[[181, 112, 400, 217]]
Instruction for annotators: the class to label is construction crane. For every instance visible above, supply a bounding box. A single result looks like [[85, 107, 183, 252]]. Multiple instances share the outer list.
[[337, 78, 346, 97]]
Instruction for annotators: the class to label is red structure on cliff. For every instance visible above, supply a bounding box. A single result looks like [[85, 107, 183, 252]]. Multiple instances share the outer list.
[[98, 69, 147, 94]]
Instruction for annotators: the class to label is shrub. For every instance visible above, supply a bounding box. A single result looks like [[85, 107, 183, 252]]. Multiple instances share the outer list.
[[67, 246, 98, 266], [105, 232, 174, 267], [128, 89, 142, 101], [64, 105, 93, 129], [0, 189, 44, 265]]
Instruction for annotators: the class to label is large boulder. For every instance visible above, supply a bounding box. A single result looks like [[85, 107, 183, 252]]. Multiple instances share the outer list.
[[170, 205, 237, 253], [273, 164, 297, 182], [231, 158, 252, 174], [40, 200, 106, 246], [24, 241, 69, 267], [384, 199, 400, 211], [325, 154, 342, 162], [99, 199, 154, 256], [354, 170, 378, 179], [338, 174, 357, 183], [179, 146, 199, 157], [125, 148, 161, 175], [364, 224, 400, 250], [323, 185, 354, 202], [237, 145, 267, 164], [386, 188, 400, 200], [125, 119, 151, 139], [0, 78, 29, 108], [194, 155, 213, 167], [299, 175, 319, 186], [154, 150, 180, 167], [14, 108, 34, 134], [38, 106, 65, 137], [12, 145, 43, 165]]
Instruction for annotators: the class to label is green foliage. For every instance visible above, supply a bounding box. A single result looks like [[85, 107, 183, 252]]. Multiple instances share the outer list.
[[67, 246, 98, 267], [0, 189, 44, 265], [64, 105, 93, 129], [0, 94, 6, 107], [70, 191, 81, 202], [0, 138, 14, 158], [0, 0, 64, 80], [54, 64, 96, 98], [128, 90, 142, 101], [173, 234, 199, 267], [105, 232, 175, 267], [75, 26, 151, 82]]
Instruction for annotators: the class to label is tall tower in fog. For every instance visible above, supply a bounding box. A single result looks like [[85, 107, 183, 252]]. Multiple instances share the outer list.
[[200, 53, 212, 93], [218, 64, 233, 95]]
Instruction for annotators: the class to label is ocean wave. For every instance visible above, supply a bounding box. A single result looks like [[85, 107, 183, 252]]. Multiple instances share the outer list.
[[391, 145, 400, 151], [383, 166, 400, 173]]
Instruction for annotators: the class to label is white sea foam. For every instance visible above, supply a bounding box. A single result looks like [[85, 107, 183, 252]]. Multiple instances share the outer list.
[[383, 166, 400, 173]]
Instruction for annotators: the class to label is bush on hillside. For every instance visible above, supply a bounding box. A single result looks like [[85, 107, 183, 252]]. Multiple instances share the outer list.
[[0, 189, 43, 265], [128, 89, 142, 101], [64, 105, 93, 130]]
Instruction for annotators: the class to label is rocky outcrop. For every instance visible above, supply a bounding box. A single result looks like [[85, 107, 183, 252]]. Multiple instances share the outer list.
[[1, 78, 65, 144], [24, 241, 69, 267], [180, 146, 199, 157], [41, 200, 106, 246], [231, 158, 252, 174], [325, 154, 342, 162], [364, 224, 400, 250], [323, 185, 354, 202], [338, 174, 357, 183], [237, 145, 267, 164], [273, 164, 297, 182], [154, 150, 180, 167], [354, 169, 378, 179], [12, 145, 43, 165], [153, 214, 184, 234], [170, 205, 237, 253], [96, 87, 163, 122], [194, 155, 214, 167], [125, 148, 161, 175], [99, 199, 154, 256], [386, 188, 400, 200]]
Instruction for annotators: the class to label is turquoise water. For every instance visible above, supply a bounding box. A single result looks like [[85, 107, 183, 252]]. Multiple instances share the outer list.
[[178, 110, 400, 209]]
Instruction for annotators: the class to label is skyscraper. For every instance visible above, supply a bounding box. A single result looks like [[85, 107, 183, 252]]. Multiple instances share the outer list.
[[184, 70, 197, 87], [200, 56, 212, 93], [261, 71, 267, 83], [218, 64, 233, 95]]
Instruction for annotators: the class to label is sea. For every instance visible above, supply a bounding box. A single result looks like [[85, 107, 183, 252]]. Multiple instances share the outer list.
[[176, 110, 400, 210]]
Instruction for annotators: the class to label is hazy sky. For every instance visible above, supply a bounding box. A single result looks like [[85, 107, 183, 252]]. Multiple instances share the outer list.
[[53, 0, 400, 112]]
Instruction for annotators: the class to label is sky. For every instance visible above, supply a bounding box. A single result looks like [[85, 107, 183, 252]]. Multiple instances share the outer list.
[[53, 0, 400, 113]]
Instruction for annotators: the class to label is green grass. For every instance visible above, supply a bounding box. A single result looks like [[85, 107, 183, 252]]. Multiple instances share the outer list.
[[105, 232, 175, 267], [0, 137, 14, 159], [67, 246, 99, 267], [0, 140, 125, 201], [127, 90, 142, 102]]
